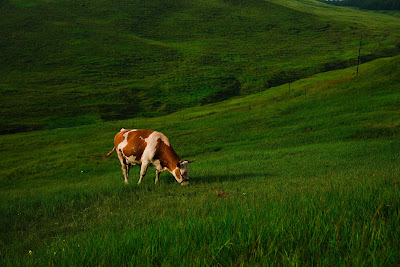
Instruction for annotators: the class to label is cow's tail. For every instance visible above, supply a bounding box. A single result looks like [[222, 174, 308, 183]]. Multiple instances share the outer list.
[[104, 146, 116, 158]]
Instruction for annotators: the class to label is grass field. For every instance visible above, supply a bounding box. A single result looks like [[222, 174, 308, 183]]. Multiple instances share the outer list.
[[1, 0, 400, 133], [1, 55, 399, 265]]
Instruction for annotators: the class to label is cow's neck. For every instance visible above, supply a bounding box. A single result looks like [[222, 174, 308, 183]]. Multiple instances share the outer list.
[[158, 143, 180, 170], [163, 152, 180, 173], [156, 139, 183, 182], [167, 151, 184, 182]]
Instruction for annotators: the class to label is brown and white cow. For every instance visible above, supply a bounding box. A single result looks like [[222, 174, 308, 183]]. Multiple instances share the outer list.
[[105, 128, 193, 185]]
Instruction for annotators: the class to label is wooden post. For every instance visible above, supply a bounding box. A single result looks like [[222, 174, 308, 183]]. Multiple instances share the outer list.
[[356, 34, 362, 76]]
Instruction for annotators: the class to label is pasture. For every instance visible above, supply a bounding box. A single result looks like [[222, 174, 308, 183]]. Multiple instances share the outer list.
[[1, 56, 399, 265]]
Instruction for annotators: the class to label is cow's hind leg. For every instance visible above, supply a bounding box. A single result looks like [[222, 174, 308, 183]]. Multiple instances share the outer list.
[[117, 150, 130, 184]]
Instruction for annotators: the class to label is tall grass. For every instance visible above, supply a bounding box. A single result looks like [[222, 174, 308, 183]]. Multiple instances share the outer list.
[[2, 170, 399, 265]]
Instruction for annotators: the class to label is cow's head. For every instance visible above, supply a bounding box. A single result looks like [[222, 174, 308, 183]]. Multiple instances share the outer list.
[[176, 160, 195, 186]]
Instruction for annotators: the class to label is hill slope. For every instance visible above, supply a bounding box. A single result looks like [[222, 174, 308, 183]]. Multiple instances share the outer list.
[[0, 55, 399, 265], [1, 0, 400, 133]]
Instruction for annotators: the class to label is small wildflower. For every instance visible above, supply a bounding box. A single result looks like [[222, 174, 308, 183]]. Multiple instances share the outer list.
[[54, 251, 56, 255], [29, 250, 32, 255]]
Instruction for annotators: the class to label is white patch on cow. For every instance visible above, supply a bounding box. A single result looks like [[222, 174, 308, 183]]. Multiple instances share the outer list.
[[117, 130, 137, 158], [140, 132, 169, 162], [117, 131, 129, 151], [142, 132, 159, 162]]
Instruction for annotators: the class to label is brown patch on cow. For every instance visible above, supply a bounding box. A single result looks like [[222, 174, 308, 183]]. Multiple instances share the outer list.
[[114, 130, 128, 147], [129, 130, 152, 159], [114, 129, 153, 161]]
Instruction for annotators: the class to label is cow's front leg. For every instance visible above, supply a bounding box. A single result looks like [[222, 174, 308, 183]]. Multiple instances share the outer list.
[[155, 170, 160, 184], [138, 161, 149, 184]]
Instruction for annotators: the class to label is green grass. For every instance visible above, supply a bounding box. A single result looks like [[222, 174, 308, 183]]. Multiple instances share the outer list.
[[1, 0, 400, 133], [1, 55, 399, 265]]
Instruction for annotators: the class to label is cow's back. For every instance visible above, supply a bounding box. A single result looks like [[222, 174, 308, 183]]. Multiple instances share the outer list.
[[114, 129, 155, 163]]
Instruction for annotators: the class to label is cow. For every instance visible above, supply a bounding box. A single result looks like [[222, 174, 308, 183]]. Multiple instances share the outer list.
[[105, 128, 194, 185]]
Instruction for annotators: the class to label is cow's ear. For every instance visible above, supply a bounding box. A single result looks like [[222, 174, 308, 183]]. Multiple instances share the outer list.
[[187, 159, 195, 163], [177, 161, 181, 168]]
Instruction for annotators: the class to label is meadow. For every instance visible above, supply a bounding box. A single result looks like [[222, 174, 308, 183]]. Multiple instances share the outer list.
[[1, 54, 399, 265], [1, 0, 400, 133]]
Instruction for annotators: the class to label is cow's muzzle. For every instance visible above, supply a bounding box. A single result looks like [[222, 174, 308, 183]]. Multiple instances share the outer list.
[[180, 178, 189, 186]]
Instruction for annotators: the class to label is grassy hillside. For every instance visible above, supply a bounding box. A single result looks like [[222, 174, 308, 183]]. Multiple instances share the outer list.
[[1, 0, 400, 133], [1, 56, 399, 265], [317, 0, 400, 10]]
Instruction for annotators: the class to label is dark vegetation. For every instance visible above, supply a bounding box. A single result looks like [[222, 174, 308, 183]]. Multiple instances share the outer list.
[[318, 0, 400, 10], [1, 0, 400, 134]]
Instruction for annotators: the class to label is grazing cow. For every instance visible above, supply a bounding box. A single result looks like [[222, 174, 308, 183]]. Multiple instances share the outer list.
[[105, 129, 194, 185]]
